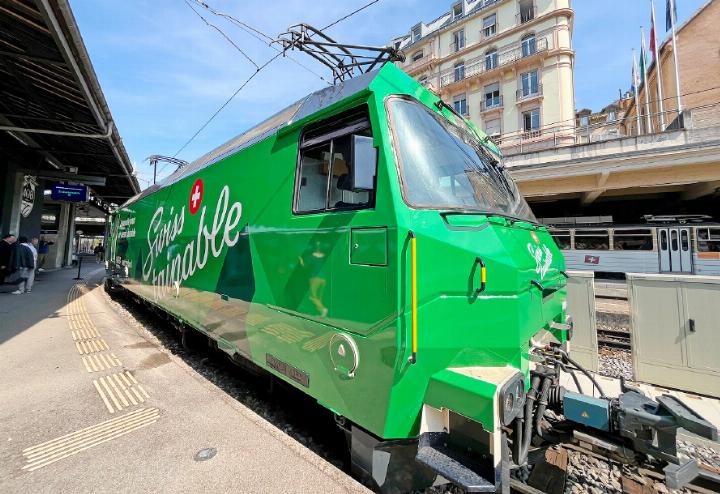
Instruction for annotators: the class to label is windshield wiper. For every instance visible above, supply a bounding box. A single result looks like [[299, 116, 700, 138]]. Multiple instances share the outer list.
[[434, 99, 464, 121], [441, 210, 541, 227]]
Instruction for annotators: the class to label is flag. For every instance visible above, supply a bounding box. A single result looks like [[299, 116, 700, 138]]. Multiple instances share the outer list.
[[631, 51, 640, 93], [640, 33, 648, 84], [650, 1, 657, 59], [666, 0, 677, 31]]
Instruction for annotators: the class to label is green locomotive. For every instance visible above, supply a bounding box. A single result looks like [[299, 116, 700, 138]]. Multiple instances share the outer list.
[[107, 63, 716, 492]]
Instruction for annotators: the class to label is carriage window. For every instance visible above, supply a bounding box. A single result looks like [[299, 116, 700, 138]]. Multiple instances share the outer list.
[[573, 229, 609, 250], [670, 230, 678, 251], [551, 230, 571, 250], [681, 230, 689, 251], [295, 107, 375, 214], [613, 229, 653, 251], [697, 228, 720, 252], [660, 230, 668, 250]]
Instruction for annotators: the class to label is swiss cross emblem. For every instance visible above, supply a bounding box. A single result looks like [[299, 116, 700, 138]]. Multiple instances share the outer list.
[[530, 231, 540, 244], [189, 178, 204, 215], [584, 255, 600, 265]]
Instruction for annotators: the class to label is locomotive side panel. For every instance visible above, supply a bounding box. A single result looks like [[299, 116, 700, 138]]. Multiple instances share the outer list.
[[108, 96, 403, 437]]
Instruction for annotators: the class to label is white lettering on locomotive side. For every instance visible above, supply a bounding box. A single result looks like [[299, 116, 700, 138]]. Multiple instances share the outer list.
[[527, 243, 553, 279], [140, 185, 242, 300]]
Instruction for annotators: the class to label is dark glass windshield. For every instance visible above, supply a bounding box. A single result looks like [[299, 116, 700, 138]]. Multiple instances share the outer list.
[[388, 98, 536, 222]]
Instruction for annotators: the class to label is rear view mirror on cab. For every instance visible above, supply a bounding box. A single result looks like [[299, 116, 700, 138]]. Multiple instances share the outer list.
[[351, 135, 377, 191]]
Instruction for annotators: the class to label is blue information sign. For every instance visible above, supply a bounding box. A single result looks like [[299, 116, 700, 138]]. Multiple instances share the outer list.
[[51, 184, 88, 202]]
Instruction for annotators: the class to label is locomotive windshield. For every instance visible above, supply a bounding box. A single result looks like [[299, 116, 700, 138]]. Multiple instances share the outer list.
[[388, 98, 536, 222]]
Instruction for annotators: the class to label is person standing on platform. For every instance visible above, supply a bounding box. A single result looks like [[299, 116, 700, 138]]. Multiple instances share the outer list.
[[37, 237, 54, 271], [0, 233, 17, 283], [10, 236, 36, 294]]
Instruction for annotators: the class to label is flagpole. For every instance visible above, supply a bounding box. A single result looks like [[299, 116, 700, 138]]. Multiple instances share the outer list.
[[651, 0, 666, 130], [640, 27, 653, 133], [669, 0, 683, 123], [632, 49, 641, 135]]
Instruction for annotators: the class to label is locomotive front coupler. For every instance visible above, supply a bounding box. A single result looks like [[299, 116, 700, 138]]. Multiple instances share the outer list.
[[523, 343, 720, 489]]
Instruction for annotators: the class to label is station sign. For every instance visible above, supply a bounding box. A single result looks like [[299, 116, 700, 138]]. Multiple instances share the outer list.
[[51, 183, 88, 202]]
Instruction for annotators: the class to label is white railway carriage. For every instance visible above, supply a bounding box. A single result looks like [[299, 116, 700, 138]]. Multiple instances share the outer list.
[[549, 220, 720, 276]]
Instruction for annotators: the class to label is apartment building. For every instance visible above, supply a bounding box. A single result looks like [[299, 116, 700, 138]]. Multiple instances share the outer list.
[[391, 0, 575, 154]]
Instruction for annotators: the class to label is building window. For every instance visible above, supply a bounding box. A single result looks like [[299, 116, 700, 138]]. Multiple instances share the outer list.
[[484, 82, 501, 109], [520, 70, 539, 97], [579, 115, 590, 126], [484, 117, 501, 137], [453, 94, 468, 116], [452, 2, 463, 20], [452, 29, 465, 52], [412, 50, 424, 62], [419, 75, 428, 86], [412, 25, 422, 43], [454, 61, 465, 82], [485, 48, 498, 70], [522, 108, 540, 132], [483, 14, 497, 38], [519, 0, 535, 24], [521, 34, 537, 57], [606, 111, 616, 122]]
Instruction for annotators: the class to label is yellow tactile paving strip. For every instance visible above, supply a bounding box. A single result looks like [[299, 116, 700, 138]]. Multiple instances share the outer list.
[[66, 283, 151, 412], [21, 408, 160, 472], [81, 353, 122, 373], [92, 371, 150, 414]]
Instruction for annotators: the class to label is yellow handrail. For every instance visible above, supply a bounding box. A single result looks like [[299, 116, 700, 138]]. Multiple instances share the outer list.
[[409, 231, 417, 364]]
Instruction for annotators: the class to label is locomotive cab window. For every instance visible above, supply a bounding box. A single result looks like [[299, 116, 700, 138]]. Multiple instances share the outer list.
[[295, 106, 377, 214]]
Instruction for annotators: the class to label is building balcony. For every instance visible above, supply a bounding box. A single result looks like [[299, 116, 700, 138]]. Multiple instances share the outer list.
[[481, 96, 504, 113], [516, 83, 543, 103], [500, 37, 549, 65], [438, 37, 549, 89], [403, 52, 436, 74]]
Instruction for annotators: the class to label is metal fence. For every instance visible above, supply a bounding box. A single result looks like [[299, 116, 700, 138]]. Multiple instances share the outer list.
[[496, 101, 720, 156]]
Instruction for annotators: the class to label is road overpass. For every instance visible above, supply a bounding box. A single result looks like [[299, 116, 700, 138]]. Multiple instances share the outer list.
[[506, 116, 720, 220]]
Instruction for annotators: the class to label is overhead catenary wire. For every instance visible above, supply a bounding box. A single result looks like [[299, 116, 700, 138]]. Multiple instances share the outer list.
[[171, 52, 283, 160], [168, 0, 384, 167], [169, 2, 327, 169], [320, 0, 381, 31], [184, 0, 259, 69], [192, 0, 332, 85]]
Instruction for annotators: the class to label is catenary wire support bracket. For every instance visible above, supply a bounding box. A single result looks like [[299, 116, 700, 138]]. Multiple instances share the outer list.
[[146, 155, 190, 185], [275, 23, 405, 84]]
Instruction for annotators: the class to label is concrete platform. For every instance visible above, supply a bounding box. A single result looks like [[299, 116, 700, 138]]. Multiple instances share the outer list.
[[594, 279, 628, 300], [0, 266, 369, 493]]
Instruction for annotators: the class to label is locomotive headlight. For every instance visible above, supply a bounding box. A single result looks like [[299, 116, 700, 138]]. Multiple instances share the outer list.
[[499, 373, 525, 426]]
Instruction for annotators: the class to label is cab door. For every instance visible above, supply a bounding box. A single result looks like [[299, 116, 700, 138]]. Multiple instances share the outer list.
[[292, 106, 393, 336]]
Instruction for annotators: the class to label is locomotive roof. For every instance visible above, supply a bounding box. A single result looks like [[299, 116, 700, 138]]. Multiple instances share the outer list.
[[121, 67, 383, 207]]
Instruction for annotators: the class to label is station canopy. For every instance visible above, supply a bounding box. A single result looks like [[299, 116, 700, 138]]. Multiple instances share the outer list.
[[0, 0, 140, 206]]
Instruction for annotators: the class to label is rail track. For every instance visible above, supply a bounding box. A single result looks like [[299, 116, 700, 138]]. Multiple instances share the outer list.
[[509, 441, 720, 494], [597, 328, 632, 350]]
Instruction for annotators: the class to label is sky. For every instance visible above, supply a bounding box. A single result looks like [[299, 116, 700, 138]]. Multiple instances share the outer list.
[[69, 0, 708, 189]]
